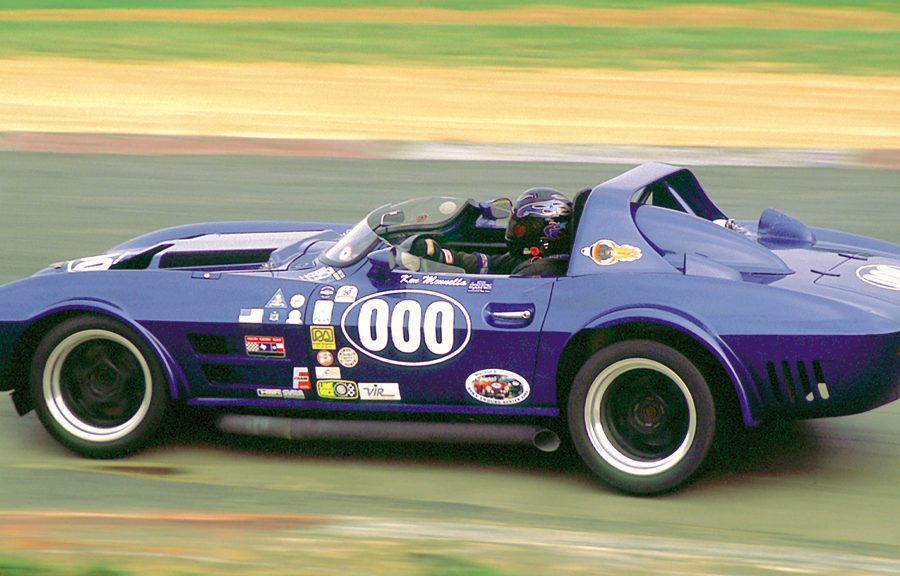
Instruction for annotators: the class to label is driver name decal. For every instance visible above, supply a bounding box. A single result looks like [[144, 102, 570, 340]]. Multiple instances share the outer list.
[[398, 274, 467, 287], [341, 290, 471, 367]]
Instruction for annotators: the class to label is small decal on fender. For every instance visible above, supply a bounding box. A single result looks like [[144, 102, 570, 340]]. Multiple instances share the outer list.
[[580, 239, 642, 266], [465, 369, 530, 406]]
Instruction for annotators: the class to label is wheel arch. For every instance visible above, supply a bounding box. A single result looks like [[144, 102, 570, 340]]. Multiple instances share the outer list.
[[5, 302, 185, 415], [555, 308, 757, 427]]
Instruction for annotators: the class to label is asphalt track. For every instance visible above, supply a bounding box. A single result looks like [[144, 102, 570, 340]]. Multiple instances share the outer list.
[[1, 151, 899, 575]]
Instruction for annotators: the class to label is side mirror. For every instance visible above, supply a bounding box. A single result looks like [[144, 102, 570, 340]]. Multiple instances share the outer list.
[[366, 248, 395, 280], [483, 198, 512, 220], [367, 247, 421, 280]]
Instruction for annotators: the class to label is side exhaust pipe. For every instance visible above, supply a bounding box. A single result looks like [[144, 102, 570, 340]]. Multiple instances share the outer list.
[[217, 415, 561, 453]]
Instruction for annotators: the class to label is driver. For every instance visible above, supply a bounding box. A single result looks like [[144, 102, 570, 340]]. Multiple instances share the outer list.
[[410, 188, 573, 276]]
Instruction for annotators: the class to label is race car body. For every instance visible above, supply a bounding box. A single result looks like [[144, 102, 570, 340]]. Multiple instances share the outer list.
[[1, 162, 897, 494]]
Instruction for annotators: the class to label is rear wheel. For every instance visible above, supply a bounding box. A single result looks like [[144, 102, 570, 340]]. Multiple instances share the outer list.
[[567, 340, 716, 495], [30, 316, 168, 458]]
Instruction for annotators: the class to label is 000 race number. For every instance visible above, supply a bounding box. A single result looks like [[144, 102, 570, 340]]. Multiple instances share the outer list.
[[340, 290, 471, 366]]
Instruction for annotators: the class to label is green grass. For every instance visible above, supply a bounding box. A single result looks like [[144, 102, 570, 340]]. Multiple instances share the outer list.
[[0, 557, 133, 576], [0, 19, 897, 75], [0, 1, 897, 74], [0, 0, 898, 11]]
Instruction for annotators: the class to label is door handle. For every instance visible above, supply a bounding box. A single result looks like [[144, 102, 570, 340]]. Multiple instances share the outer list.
[[484, 304, 536, 328], [491, 310, 532, 320]]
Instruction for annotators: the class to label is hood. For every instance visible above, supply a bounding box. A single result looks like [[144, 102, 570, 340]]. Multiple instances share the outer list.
[[815, 257, 900, 305], [44, 229, 340, 275]]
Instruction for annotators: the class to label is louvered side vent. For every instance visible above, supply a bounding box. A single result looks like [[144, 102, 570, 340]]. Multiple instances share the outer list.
[[202, 364, 238, 384], [766, 360, 830, 404], [187, 334, 228, 355]]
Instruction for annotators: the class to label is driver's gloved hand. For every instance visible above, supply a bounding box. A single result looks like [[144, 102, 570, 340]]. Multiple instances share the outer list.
[[409, 236, 440, 259]]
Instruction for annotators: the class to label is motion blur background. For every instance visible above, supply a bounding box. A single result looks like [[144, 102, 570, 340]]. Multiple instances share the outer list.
[[1, 1, 899, 575]]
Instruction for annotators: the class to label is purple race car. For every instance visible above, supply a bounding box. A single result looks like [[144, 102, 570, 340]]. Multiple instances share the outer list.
[[1, 162, 898, 494]]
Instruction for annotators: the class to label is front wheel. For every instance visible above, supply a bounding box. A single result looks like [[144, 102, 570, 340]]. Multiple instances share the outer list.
[[30, 316, 169, 458], [567, 340, 716, 495]]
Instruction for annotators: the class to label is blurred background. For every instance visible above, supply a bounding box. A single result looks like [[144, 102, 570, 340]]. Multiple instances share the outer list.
[[1, 1, 899, 575]]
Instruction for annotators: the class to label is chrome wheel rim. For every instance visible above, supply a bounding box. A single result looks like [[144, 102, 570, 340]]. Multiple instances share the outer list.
[[584, 358, 696, 476], [43, 329, 153, 443]]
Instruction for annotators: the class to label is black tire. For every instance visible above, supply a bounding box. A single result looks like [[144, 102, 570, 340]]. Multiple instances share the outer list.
[[29, 315, 169, 458], [567, 340, 716, 495]]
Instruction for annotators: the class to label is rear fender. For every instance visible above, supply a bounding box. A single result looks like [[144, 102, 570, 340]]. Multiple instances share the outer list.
[[585, 306, 759, 426]]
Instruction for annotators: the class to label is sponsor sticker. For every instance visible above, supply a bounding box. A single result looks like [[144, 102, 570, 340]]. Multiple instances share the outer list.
[[310, 326, 336, 350], [239, 308, 264, 324], [300, 268, 332, 282], [337, 347, 359, 368], [266, 289, 287, 308], [292, 367, 311, 389], [467, 279, 493, 294], [290, 294, 306, 308], [465, 369, 530, 406], [856, 264, 900, 291], [267, 310, 282, 323], [286, 310, 303, 325], [316, 366, 342, 379], [258, 388, 305, 399], [334, 285, 359, 303], [312, 300, 335, 324], [317, 349, 334, 367], [319, 286, 336, 300], [245, 335, 286, 357], [580, 239, 642, 266], [359, 383, 402, 401], [317, 380, 358, 400]]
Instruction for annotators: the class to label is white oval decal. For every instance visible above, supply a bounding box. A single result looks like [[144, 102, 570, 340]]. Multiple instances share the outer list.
[[856, 264, 900, 291], [340, 290, 471, 367], [465, 369, 530, 406]]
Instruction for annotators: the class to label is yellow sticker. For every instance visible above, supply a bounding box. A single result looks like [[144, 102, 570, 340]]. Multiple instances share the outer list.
[[310, 325, 336, 350], [316, 380, 358, 400]]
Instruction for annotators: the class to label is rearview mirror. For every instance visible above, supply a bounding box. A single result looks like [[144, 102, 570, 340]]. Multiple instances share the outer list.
[[484, 198, 512, 220], [379, 210, 405, 227]]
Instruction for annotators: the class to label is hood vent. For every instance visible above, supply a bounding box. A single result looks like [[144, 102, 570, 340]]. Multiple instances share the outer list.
[[160, 249, 273, 269]]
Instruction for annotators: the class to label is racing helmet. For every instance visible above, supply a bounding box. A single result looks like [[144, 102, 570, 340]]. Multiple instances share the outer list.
[[505, 188, 573, 257]]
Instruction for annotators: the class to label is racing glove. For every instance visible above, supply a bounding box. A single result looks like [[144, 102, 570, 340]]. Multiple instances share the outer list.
[[409, 237, 456, 265]]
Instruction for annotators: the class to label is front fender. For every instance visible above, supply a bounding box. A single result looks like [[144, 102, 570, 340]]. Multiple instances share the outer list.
[[26, 299, 188, 402]]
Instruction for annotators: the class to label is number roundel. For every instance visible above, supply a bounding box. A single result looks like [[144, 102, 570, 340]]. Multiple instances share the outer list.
[[340, 290, 471, 367]]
